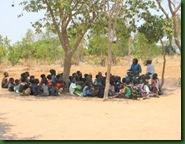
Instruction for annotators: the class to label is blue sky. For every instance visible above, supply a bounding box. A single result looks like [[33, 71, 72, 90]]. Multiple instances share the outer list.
[[0, 0, 44, 44]]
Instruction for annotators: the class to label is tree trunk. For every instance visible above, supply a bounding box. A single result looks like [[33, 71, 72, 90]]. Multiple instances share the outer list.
[[103, 0, 121, 101], [173, 15, 181, 52], [128, 36, 131, 66], [160, 39, 166, 88], [103, 38, 112, 101], [62, 52, 72, 87]]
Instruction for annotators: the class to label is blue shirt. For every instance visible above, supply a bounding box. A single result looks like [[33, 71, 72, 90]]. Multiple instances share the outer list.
[[129, 64, 142, 73], [82, 86, 92, 96]]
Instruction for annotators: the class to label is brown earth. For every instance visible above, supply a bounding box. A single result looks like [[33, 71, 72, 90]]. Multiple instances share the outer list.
[[0, 55, 181, 140]]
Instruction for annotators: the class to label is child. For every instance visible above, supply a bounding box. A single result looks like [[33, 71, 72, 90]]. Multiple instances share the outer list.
[[151, 73, 160, 97], [131, 79, 141, 99], [38, 74, 46, 87], [50, 69, 57, 84], [50, 82, 59, 96], [8, 78, 15, 92], [1, 72, 9, 88], [138, 79, 146, 97], [82, 81, 93, 97], [32, 79, 40, 96], [112, 79, 132, 99], [14, 79, 20, 93], [69, 78, 77, 95], [47, 75, 52, 87], [41, 77, 49, 96]]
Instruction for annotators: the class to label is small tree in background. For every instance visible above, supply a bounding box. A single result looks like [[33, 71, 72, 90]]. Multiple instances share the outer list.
[[138, 14, 173, 88], [132, 32, 162, 61]]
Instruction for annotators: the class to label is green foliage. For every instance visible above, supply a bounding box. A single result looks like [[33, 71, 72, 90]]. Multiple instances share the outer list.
[[0, 35, 10, 64], [7, 43, 22, 66], [32, 37, 63, 63], [132, 32, 162, 60], [0, 46, 6, 64], [88, 36, 108, 56], [138, 13, 173, 44], [4, 29, 64, 65], [138, 14, 165, 43]]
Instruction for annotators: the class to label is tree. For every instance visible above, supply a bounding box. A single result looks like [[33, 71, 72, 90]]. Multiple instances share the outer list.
[[156, 0, 181, 52], [138, 14, 173, 88], [18, 0, 103, 86], [132, 32, 162, 60]]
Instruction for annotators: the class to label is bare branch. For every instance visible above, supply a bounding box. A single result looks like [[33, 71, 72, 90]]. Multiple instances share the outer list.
[[168, 0, 174, 15], [156, 0, 169, 18], [174, 2, 181, 14]]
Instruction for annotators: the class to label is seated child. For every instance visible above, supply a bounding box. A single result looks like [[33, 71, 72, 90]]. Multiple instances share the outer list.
[[41, 77, 49, 96], [38, 74, 46, 87], [14, 79, 20, 93], [151, 73, 160, 97], [50, 82, 59, 96], [82, 81, 93, 97], [69, 78, 77, 95], [112, 79, 132, 99], [131, 79, 141, 99], [8, 78, 15, 92], [32, 79, 40, 96], [1, 72, 9, 88]]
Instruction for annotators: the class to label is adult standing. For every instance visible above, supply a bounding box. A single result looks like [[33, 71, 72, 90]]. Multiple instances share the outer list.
[[145, 59, 155, 78]]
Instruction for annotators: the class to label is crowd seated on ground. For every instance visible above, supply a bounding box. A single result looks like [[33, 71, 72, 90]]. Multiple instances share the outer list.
[[1, 58, 162, 100]]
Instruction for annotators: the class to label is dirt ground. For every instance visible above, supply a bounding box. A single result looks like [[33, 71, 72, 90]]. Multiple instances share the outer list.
[[0, 55, 181, 140]]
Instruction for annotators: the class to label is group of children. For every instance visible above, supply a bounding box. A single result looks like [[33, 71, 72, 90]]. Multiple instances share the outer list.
[[1, 69, 162, 99]]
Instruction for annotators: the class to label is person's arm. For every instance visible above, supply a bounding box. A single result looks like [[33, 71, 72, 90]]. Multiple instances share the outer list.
[[138, 64, 142, 73], [127, 65, 132, 71]]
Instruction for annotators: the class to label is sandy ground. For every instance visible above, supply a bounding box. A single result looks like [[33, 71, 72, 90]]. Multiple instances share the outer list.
[[0, 56, 181, 140]]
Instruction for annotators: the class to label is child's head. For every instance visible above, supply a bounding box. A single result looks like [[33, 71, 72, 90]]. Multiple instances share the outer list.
[[133, 79, 138, 85], [47, 75, 51, 80], [29, 75, 35, 83], [84, 74, 88, 78], [4, 72, 9, 77], [50, 69, 56, 75], [9, 78, 14, 84], [15, 79, 20, 85], [125, 78, 130, 85], [139, 79, 143, 84], [72, 77, 76, 83], [152, 73, 158, 80], [40, 74, 46, 79], [122, 78, 126, 83], [25, 71, 30, 77]]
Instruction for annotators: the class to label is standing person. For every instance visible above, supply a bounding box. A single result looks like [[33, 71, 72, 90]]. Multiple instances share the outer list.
[[127, 58, 142, 81], [145, 59, 155, 78]]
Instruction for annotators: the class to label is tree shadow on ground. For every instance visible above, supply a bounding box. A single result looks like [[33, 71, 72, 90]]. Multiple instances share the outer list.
[[0, 113, 41, 140]]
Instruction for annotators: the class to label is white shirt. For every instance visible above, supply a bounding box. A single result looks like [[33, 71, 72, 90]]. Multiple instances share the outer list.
[[146, 63, 155, 78], [69, 83, 77, 95]]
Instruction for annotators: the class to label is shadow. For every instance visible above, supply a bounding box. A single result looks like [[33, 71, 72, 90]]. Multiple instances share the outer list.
[[0, 113, 41, 140], [161, 86, 181, 97], [0, 85, 181, 102]]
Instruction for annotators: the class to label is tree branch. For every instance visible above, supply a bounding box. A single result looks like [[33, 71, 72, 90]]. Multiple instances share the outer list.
[[168, 0, 174, 15], [156, 0, 169, 18], [174, 2, 181, 14]]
